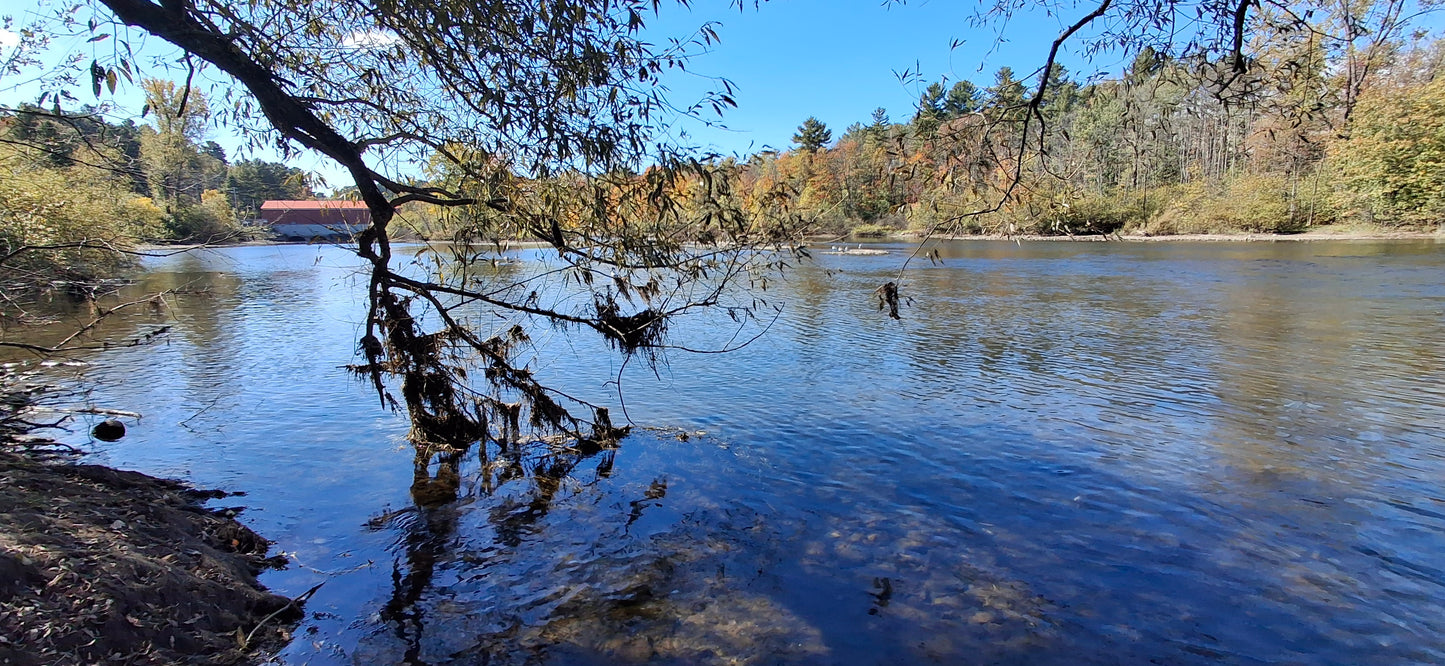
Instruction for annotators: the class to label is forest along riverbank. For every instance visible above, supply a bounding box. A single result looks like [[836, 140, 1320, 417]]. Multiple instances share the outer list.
[[146, 222, 1445, 252], [0, 443, 298, 664], [925, 227, 1445, 242]]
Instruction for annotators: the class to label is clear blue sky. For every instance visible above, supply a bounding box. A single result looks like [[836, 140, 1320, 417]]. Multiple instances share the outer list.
[[7, 0, 1445, 187], [0, 0, 1164, 187], [647, 0, 1119, 156]]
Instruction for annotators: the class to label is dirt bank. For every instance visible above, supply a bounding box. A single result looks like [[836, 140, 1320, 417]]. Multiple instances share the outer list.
[[921, 227, 1443, 242], [1112, 228, 1441, 242], [0, 450, 297, 665]]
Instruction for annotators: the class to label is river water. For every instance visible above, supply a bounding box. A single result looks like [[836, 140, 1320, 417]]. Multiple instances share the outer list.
[[13, 239, 1445, 664]]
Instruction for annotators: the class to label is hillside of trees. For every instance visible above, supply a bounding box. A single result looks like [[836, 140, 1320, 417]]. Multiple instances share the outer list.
[[744, 36, 1445, 238], [398, 31, 1445, 241], [6, 26, 1444, 297], [0, 80, 313, 288]]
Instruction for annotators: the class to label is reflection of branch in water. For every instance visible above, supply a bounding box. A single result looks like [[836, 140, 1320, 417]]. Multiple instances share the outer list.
[[594, 449, 616, 480], [177, 395, 223, 432], [410, 445, 465, 509], [382, 435, 625, 661], [624, 477, 668, 531], [485, 443, 600, 548], [380, 500, 458, 666]]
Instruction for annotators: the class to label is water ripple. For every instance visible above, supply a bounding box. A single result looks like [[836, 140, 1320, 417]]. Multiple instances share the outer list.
[[17, 240, 1445, 665]]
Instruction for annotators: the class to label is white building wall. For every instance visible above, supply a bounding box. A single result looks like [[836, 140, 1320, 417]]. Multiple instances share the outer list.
[[271, 223, 363, 239]]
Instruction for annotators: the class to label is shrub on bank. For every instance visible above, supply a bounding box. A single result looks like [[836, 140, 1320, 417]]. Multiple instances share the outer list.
[[1137, 175, 1333, 235], [850, 223, 894, 238], [0, 147, 161, 286], [1331, 74, 1445, 226], [162, 189, 246, 243], [1051, 187, 1166, 235]]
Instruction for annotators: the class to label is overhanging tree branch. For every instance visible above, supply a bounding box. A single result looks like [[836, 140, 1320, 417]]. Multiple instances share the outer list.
[[81, 0, 799, 466]]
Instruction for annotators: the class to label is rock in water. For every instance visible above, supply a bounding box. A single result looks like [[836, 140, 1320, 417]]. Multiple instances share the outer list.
[[93, 419, 126, 442]]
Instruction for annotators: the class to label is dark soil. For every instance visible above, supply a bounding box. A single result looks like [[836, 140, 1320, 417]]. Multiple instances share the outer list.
[[0, 450, 298, 665]]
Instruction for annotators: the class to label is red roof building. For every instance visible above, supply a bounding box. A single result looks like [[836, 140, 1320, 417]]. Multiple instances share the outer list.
[[259, 200, 371, 226], [259, 200, 371, 239]]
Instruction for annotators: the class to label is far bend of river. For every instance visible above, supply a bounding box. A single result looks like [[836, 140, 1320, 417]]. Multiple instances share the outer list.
[[12, 239, 1445, 665]]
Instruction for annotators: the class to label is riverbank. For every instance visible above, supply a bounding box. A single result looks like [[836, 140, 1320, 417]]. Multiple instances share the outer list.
[[0, 446, 297, 664], [145, 224, 1445, 255], [917, 225, 1444, 243]]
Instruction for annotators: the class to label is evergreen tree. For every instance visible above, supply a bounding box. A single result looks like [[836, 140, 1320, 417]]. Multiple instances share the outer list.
[[1, 104, 135, 172], [870, 107, 889, 128], [944, 81, 982, 118], [1042, 65, 1081, 117], [915, 82, 946, 122], [913, 82, 947, 135], [201, 141, 228, 164], [793, 116, 833, 152], [867, 107, 890, 141], [227, 159, 314, 217], [984, 66, 1027, 122]]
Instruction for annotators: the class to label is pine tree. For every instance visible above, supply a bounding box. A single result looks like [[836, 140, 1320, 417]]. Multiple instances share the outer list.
[[944, 81, 982, 118], [793, 116, 833, 152], [867, 107, 890, 141], [984, 67, 1027, 122], [915, 82, 946, 122]]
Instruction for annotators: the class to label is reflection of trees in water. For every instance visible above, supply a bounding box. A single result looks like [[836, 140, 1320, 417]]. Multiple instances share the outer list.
[[377, 435, 623, 664], [0, 275, 177, 362], [138, 258, 355, 433], [1204, 270, 1413, 485], [135, 256, 244, 348], [414, 244, 526, 294], [880, 262, 1179, 414], [141, 263, 252, 424], [1209, 279, 1307, 472]]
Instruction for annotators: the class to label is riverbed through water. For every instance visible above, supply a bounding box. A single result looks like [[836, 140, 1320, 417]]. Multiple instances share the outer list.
[[17, 239, 1445, 664]]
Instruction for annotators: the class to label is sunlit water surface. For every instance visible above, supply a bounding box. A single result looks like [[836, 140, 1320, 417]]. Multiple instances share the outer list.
[[17, 239, 1445, 664]]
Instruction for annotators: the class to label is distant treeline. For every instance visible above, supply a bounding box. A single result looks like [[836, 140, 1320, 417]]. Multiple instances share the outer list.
[[740, 37, 1445, 237], [1, 82, 314, 236], [1, 80, 318, 285], [5, 30, 1443, 289]]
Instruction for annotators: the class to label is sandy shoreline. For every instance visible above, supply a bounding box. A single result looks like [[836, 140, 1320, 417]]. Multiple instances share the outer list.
[[920, 228, 1444, 243], [135, 225, 1443, 254]]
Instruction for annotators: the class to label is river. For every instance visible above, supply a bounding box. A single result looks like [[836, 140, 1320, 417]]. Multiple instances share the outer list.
[[14, 239, 1445, 664]]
